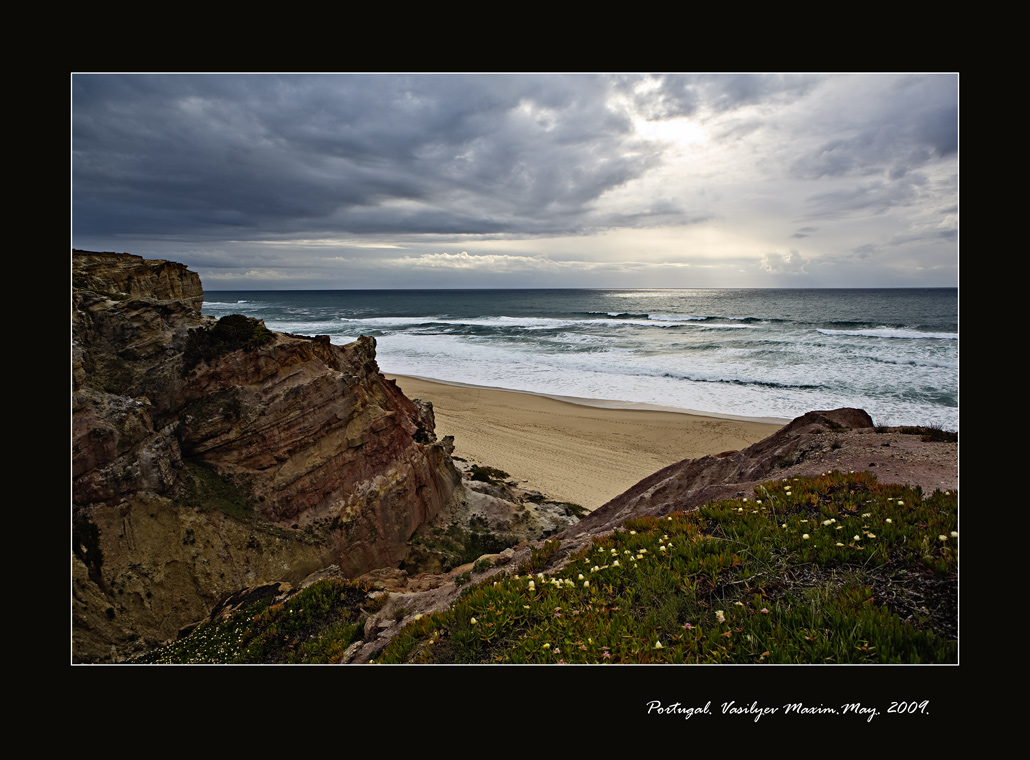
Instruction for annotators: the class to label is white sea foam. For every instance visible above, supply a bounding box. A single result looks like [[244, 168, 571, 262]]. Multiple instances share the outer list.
[[204, 288, 958, 430]]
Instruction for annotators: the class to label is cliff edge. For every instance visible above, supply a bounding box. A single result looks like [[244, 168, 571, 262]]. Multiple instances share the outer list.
[[72, 251, 465, 662]]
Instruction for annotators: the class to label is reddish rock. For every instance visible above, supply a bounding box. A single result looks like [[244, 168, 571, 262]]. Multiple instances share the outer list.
[[72, 251, 461, 661]]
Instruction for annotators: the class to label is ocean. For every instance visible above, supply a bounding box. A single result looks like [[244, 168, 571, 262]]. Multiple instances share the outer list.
[[202, 288, 958, 430]]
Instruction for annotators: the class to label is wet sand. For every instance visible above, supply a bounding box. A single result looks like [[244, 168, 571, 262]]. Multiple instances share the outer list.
[[388, 375, 785, 511]]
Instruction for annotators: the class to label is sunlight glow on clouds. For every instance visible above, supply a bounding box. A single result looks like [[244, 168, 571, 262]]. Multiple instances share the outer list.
[[72, 73, 957, 289]]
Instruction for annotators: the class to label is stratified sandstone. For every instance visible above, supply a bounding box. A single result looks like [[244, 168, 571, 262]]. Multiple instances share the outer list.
[[72, 251, 464, 661]]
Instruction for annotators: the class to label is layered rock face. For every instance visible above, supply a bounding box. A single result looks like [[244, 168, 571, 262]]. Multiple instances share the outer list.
[[72, 251, 462, 661]]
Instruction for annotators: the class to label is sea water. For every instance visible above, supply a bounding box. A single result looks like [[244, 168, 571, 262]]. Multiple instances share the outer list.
[[202, 288, 958, 430]]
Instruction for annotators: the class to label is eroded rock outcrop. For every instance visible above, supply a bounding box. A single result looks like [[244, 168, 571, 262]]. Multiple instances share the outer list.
[[72, 251, 465, 661], [564, 407, 955, 540]]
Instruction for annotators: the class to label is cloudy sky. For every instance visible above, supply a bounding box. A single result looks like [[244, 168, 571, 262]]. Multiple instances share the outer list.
[[72, 73, 958, 290]]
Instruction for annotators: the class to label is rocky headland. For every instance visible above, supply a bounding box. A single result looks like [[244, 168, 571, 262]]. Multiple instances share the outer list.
[[72, 251, 957, 664], [72, 251, 578, 662]]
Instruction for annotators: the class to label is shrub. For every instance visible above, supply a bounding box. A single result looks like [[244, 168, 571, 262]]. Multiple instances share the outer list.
[[183, 314, 274, 372]]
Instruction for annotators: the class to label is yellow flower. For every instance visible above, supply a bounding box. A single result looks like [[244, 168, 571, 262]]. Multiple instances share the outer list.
[[951, 531, 958, 538], [802, 533, 810, 539], [470, 617, 477, 624], [715, 610, 726, 623], [654, 641, 664, 649]]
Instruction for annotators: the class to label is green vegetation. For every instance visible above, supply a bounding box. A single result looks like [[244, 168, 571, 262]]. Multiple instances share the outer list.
[[404, 522, 513, 573], [876, 424, 957, 443], [469, 465, 510, 483], [130, 578, 374, 664], [378, 471, 956, 664], [183, 314, 274, 372], [131, 471, 957, 664], [183, 460, 253, 519]]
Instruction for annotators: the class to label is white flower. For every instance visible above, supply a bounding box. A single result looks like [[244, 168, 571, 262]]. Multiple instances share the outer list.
[[802, 533, 810, 539], [951, 531, 959, 538], [885, 518, 892, 523], [654, 641, 664, 649], [938, 534, 948, 541], [583, 580, 589, 587], [630, 531, 636, 535], [854, 535, 861, 541], [715, 610, 726, 623]]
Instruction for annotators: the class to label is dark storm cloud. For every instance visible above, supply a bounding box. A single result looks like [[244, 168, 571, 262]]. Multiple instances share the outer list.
[[73, 74, 660, 240]]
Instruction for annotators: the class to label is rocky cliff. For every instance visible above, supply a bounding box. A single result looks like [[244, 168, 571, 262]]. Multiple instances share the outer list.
[[73, 251, 475, 662]]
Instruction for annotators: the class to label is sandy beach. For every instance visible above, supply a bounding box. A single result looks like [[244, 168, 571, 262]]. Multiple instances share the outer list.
[[388, 375, 785, 511]]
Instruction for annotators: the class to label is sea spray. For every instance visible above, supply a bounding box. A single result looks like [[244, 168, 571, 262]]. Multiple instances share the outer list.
[[204, 288, 958, 429]]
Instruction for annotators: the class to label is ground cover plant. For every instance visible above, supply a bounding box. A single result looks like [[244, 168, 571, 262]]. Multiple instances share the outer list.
[[377, 471, 956, 664], [131, 578, 377, 664], [133, 471, 956, 664]]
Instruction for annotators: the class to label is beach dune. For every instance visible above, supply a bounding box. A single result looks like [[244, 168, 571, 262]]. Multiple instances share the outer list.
[[389, 375, 785, 511]]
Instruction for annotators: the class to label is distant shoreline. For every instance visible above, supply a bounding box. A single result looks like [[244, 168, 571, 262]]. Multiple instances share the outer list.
[[387, 374, 784, 511]]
